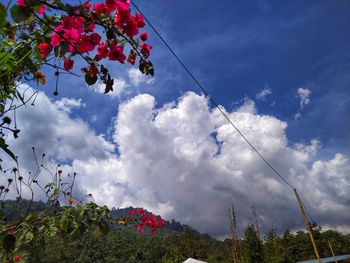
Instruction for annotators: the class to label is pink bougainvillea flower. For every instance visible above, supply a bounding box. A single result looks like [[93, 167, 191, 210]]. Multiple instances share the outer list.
[[62, 16, 85, 33], [83, 2, 92, 10], [127, 51, 137, 65], [124, 18, 139, 38], [106, 0, 119, 12], [141, 43, 152, 57], [14, 255, 21, 262], [17, 0, 25, 6], [97, 43, 109, 58], [128, 208, 146, 216], [63, 58, 74, 70], [116, 1, 130, 15], [90, 33, 101, 45], [140, 32, 148, 41], [50, 33, 62, 47], [134, 13, 145, 28], [37, 4, 45, 14], [94, 2, 107, 14], [37, 43, 51, 59], [86, 23, 96, 33], [61, 28, 80, 52], [108, 41, 126, 63], [76, 35, 94, 53]]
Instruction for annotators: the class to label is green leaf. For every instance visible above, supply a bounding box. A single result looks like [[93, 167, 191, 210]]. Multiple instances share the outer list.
[[148, 61, 155, 76], [0, 138, 16, 161], [54, 42, 69, 58], [85, 72, 98, 85], [104, 74, 114, 93], [0, 3, 7, 27], [24, 231, 34, 243], [10, 5, 32, 23]]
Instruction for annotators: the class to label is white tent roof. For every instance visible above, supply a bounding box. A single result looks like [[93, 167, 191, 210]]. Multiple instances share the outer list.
[[183, 258, 207, 263]]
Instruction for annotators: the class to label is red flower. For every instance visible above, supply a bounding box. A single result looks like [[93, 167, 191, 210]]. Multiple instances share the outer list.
[[94, 2, 107, 14], [97, 43, 109, 58], [90, 33, 101, 45], [134, 13, 145, 28], [50, 33, 61, 47], [106, 0, 119, 12], [77, 35, 94, 54], [86, 23, 95, 33], [141, 43, 152, 57], [17, 0, 25, 6], [140, 32, 148, 41], [37, 43, 51, 59], [14, 255, 21, 262], [128, 208, 145, 216], [63, 58, 74, 70], [37, 5, 45, 14], [124, 18, 139, 38], [127, 51, 137, 65], [62, 16, 85, 33], [83, 2, 92, 10], [108, 42, 126, 63]]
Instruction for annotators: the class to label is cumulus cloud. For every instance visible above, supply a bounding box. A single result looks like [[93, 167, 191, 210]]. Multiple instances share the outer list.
[[80, 92, 349, 237], [90, 78, 128, 98], [128, 68, 155, 87], [256, 86, 272, 100], [3, 89, 349, 238]]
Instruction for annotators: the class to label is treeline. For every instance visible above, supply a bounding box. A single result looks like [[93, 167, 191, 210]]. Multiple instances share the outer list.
[[23, 224, 350, 263], [243, 225, 350, 263], [2, 201, 350, 263]]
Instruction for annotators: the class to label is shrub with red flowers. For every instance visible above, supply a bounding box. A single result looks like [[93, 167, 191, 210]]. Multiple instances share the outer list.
[[0, 0, 155, 159], [128, 208, 166, 234]]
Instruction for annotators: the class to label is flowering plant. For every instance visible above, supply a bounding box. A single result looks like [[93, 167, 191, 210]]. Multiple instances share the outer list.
[[0, 0, 154, 159]]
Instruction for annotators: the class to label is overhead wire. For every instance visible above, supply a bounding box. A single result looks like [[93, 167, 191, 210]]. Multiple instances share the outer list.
[[131, 0, 295, 190]]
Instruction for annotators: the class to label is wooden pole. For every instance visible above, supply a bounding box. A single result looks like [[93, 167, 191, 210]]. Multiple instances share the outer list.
[[252, 206, 261, 240], [328, 240, 338, 263], [294, 188, 321, 263]]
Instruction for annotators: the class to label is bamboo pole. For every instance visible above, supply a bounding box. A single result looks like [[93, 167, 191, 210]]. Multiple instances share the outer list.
[[294, 188, 321, 263], [328, 240, 338, 263]]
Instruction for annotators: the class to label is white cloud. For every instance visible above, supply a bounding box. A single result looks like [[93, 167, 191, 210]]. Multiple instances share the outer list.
[[54, 98, 85, 113], [3, 90, 349, 238], [256, 86, 272, 100], [297, 87, 311, 108], [80, 92, 349, 237], [128, 68, 155, 87], [6, 89, 114, 164], [90, 78, 128, 98], [294, 87, 311, 119]]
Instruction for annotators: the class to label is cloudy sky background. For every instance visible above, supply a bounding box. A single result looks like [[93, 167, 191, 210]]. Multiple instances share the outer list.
[[1, 0, 350, 238]]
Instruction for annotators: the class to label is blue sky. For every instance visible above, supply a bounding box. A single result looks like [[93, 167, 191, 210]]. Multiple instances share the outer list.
[[5, 0, 350, 237], [51, 0, 350, 156]]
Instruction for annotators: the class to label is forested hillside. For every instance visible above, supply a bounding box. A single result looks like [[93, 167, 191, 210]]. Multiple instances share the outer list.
[[1, 200, 349, 263]]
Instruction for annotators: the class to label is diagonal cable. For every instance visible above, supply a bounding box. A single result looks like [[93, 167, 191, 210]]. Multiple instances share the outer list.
[[131, 0, 294, 190]]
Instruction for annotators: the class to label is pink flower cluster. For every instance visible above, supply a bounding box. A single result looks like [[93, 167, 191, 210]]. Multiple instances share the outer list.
[[31, 0, 152, 73], [128, 208, 166, 234]]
